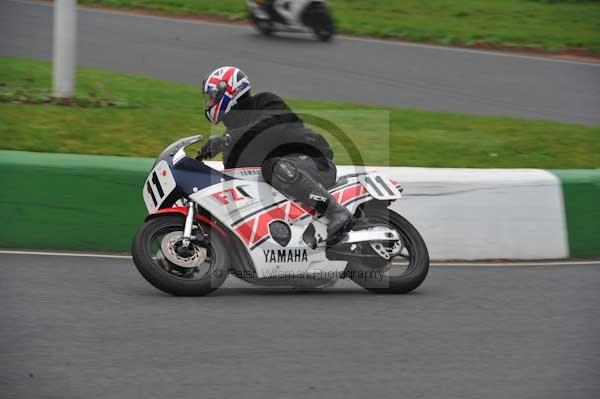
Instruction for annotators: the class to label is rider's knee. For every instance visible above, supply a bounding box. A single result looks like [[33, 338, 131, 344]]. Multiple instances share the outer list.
[[273, 159, 299, 184]]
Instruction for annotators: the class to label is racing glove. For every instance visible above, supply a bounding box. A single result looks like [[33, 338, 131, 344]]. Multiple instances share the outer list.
[[198, 135, 225, 159]]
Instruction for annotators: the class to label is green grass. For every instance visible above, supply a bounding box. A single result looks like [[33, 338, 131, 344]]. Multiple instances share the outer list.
[[1, 56, 599, 168], [79, 0, 600, 53]]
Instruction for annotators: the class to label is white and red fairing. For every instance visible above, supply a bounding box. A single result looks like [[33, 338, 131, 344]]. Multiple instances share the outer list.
[[188, 167, 378, 278]]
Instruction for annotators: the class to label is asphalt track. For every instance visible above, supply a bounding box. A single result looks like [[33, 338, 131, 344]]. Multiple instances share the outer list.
[[1, 0, 600, 125], [1, 252, 599, 399]]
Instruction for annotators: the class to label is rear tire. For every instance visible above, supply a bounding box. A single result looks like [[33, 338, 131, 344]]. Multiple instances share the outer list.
[[131, 215, 229, 296], [313, 24, 334, 42], [304, 3, 335, 41], [345, 206, 429, 294]]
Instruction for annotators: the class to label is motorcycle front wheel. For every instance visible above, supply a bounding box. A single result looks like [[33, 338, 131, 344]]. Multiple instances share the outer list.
[[131, 215, 229, 296], [345, 205, 430, 294], [250, 13, 274, 36]]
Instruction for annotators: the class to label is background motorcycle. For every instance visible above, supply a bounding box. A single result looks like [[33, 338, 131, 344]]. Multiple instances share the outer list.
[[131, 135, 429, 296], [247, 0, 335, 41]]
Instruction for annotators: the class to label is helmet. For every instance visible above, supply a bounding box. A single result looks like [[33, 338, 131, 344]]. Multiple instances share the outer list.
[[202, 66, 251, 124]]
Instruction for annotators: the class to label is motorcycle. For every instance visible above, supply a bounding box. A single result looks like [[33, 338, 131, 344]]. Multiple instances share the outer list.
[[246, 0, 335, 42], [132, 135, 429, 296]]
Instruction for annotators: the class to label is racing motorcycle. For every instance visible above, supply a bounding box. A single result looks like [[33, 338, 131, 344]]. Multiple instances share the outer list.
[[246, 0, 335, 41], [132, 135, 429, 296]]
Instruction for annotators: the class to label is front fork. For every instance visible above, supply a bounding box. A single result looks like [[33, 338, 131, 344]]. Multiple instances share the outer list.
[[181, 201, 195, 248]]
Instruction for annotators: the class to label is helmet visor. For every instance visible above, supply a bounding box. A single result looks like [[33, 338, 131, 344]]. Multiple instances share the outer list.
[[203, 81, 227, 109]]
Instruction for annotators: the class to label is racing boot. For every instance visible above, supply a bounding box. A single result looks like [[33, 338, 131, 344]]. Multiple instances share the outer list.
[[321, 196, 353, 246], [271, 158, 353, 246]]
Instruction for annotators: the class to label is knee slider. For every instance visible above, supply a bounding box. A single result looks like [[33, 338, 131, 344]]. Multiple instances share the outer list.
[[273, 160, 299, 184]]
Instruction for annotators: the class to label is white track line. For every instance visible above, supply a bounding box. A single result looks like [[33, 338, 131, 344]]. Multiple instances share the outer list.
[[1, 249, 598, 266], [9, 0, 600, 68], [424, 261, 600, 267], [0, 250, 131, 260]]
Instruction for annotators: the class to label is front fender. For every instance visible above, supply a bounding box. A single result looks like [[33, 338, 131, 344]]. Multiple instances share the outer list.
[[145, 207, 228, 238]]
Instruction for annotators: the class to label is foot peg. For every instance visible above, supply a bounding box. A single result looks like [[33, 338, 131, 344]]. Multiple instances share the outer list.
[[302, 224, 318, 249]]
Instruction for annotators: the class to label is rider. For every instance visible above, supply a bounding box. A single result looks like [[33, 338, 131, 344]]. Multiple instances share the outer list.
[[199, 66, 352, 245]]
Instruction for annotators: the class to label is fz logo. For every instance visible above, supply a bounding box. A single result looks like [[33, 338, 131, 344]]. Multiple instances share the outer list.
[[213, 187, 248, 205], [309, 193, 327, 202]]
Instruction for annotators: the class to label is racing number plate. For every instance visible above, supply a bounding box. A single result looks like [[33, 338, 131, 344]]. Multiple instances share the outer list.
[[358, 173, 402, 200], [143, 160, 177, 213]]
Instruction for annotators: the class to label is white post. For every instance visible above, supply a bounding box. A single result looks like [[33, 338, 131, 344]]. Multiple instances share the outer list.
[[53, 0, 77, 98]]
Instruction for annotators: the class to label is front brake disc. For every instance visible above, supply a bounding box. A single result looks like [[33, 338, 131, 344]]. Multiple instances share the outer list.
[[160, 231, 207, 269]]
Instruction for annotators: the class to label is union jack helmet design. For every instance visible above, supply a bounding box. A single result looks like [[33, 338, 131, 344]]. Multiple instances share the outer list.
[[202, 66, 251, 124]]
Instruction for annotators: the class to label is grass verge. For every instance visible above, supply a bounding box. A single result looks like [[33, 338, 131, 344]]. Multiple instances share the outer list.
[[78, 0, 600, 54], [1, 56, 599, 168]]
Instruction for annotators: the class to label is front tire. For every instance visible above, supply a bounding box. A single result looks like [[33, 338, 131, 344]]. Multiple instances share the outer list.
[[131, 215, 229, 296], [250, 13, 274, 36], [345, 205, 430, 294]]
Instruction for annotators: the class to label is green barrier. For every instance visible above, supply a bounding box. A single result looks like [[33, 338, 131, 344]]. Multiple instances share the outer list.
[[0, 150, 153, 252], [551, 170, 600, 258], [2, 150, 599, 257]]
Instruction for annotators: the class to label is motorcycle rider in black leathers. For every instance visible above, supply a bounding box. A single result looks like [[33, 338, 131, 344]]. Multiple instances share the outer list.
[[199, 66, 352, 245]]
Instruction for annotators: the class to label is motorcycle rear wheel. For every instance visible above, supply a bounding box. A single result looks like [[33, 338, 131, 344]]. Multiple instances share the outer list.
[[131, 215, 229, 296], [304, 2, 335, 41], [345, 205, 430, 294], [313, 25, 334, 42]]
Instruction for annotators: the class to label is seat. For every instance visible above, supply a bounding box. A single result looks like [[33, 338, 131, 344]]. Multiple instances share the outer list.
[[329, 172, 367, 190]]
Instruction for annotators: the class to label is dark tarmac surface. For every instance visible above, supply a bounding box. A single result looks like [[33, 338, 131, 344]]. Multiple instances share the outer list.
[[1, 253, 599, 398]]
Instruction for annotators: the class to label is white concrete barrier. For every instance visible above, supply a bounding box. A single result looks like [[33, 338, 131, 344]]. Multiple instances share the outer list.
[[340, 166, 568, 260], [210, 162, 570, 261]]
